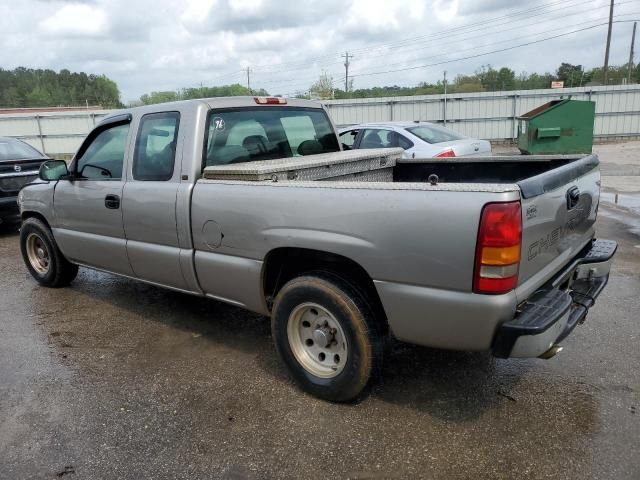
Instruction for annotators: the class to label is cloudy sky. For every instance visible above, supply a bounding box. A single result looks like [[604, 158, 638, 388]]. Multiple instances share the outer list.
[[1, 0, 638, 102]]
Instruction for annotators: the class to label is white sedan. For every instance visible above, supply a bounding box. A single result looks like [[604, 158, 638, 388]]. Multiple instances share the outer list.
[[338, 121, 492, 158]]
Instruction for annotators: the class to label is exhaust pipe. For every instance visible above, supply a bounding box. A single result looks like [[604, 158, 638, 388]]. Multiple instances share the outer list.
[[539, 344, 563, 359]]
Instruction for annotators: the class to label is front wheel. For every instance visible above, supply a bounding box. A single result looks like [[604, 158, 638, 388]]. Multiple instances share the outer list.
[[271, 272, 384, 402], [20, 217, 78, 288]]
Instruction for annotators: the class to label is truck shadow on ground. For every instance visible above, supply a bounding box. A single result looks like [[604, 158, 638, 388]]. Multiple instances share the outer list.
[[31, 267, 527, 421], [373, 341, 527, 421]]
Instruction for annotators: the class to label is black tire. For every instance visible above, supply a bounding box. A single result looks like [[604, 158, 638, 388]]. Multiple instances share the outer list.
[[271, 272, 384, 402], [20, 217, 78, 288]]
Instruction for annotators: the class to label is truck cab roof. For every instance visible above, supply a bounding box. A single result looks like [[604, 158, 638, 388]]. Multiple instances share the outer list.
[[103, 97, 325, 123]]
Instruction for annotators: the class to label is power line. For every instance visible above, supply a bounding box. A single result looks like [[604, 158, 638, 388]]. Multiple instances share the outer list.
[[346, 0, 597, 55], [264, 15, 637, 95], [197, 0, 639, 94], [350, 22, 629, 79], [249, 0, 637, 85], [249, 0, 599, 74], [350, 12, 640, 77], [346, 1, 637, 68], [214, 5, 640, 94]]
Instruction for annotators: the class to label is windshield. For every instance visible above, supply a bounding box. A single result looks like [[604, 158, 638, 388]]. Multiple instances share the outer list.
[[204, 107, 339, 167], [0, 138, 44, 161], [406, 124, 466, 144]]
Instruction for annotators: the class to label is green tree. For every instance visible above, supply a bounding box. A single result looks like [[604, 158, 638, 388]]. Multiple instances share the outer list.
[[476, 65, 499, 91], [140, 91, 181, 104], [138, 83, 270, 105], [556, 63, 585, 87], [497, 67, 515, 90], [0, 67, 121, 108], [309, 72, 335, 100]]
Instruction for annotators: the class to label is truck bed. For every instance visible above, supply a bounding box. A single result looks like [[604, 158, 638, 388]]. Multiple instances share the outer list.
[[394, 154, 589, 184], [203, 148, 593, 192]]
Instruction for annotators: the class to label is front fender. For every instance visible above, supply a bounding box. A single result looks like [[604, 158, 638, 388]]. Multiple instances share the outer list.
[[20, 182, 56, 226]]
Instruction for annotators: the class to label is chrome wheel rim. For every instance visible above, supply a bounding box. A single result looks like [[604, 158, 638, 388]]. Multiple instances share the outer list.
[[26, 233, 50, 275], [287, 302, 348, 378]]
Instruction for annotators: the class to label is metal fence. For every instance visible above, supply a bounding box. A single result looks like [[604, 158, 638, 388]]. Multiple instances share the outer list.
[[0, 109, 110, 158], [2, 85, 640, 157], [324, 84, 640, 142]]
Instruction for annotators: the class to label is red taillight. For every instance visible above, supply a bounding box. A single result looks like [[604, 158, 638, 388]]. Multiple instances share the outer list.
[[435, 149, 456, 158], [473, 201, 522, 294], [254, 96, 287, 105]]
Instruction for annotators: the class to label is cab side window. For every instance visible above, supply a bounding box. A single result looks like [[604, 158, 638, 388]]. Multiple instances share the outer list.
[[76, 123, 130, 180], [133, 112, 180, 181]]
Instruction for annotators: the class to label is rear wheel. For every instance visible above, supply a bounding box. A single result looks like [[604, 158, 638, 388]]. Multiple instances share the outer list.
[[20, 217, 78, 287], [271, 272, 384, 402]]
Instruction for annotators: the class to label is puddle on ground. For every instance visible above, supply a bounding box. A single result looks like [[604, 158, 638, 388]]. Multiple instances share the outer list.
[[599, 202, 640, 237], [600, 191, 640, 215]]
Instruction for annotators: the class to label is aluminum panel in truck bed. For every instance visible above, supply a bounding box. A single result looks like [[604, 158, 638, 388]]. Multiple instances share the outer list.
[[202, 148, 402, 182]]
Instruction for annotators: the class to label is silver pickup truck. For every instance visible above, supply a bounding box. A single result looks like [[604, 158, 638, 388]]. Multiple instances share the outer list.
[[18, 97, 616, 401]]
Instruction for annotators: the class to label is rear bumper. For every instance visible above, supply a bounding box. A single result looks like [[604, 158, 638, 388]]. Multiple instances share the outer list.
[[492, 239, 617, 358]]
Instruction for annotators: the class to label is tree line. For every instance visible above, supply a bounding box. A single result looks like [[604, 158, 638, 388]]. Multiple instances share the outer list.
[[0, 68, 121, 108], [139, 84, 268, 105], [2, 61, 639, 109], [306, 63, 640, 100]]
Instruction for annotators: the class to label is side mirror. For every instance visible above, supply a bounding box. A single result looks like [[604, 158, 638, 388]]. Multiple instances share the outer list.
[[39, 160, 69, 181]]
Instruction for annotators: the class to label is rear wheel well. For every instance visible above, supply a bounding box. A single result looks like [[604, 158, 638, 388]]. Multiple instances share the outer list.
[[263, 247, 388, 332]]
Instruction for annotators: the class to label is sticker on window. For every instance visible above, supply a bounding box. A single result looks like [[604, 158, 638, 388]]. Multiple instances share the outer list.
[[213, 117, 225, 131]]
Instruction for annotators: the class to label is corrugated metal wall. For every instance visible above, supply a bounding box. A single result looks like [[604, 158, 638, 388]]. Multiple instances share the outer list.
[[2, 84, 640, 157], [0, 110, 110, 157], [324, 84, 640, 141]]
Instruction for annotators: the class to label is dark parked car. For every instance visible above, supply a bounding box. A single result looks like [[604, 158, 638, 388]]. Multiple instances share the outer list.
[[0, 137, 48, 223]]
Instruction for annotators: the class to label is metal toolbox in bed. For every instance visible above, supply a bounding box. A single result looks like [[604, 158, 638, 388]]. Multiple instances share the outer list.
[[202, 148, 402, 182]]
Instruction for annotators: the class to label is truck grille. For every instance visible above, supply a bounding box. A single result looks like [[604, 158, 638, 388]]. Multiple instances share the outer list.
[[0, 175, 38, 193]]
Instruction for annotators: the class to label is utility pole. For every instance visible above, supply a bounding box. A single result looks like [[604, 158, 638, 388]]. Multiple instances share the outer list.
[[603, 0, 615, 84], [628, 22, 637, 84], [342, 51, 353, 93], [246, 66, 252, 93], [443, 70, 447, 125]]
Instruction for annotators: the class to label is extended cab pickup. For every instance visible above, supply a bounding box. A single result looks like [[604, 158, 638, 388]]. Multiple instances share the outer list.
[[19, 97, 616, 401]]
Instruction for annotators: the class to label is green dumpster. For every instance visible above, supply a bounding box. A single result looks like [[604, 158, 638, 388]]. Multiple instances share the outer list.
[[517, 99, 595, 155]]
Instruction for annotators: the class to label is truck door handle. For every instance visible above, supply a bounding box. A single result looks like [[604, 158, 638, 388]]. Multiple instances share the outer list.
[[105, 194, 120, 209]]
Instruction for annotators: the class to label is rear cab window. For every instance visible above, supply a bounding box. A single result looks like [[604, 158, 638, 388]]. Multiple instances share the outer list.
[[204, 107, 339, 168], [133, 111, 180, 181]]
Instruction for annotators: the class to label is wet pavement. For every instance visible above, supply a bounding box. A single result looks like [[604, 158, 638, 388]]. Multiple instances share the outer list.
[[1, 206, 639, 480]]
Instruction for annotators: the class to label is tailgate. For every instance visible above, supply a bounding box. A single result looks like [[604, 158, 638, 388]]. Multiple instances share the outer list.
[[516, 155, 600, 297]]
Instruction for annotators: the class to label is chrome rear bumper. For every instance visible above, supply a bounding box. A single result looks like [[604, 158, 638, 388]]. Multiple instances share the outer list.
[[492, 239, 617, 358]]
